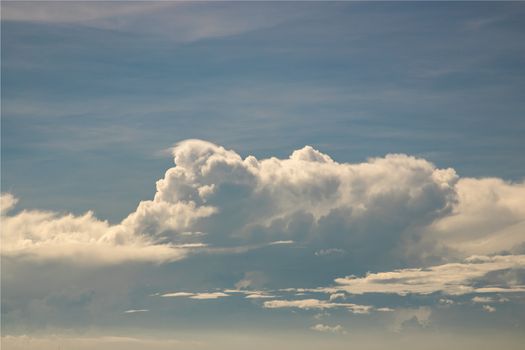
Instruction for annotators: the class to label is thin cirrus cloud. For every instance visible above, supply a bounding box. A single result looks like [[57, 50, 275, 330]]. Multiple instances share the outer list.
[[1, 139, 524, 269], [1, 2, 303, 43]]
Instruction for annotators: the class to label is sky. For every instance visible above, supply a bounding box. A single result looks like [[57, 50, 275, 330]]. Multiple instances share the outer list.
[[1, 1, 525, 349]]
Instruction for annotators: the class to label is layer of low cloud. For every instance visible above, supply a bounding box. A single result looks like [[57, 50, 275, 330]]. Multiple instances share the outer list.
[[328, 255, 525, 296], [0, 199, 192, 265]]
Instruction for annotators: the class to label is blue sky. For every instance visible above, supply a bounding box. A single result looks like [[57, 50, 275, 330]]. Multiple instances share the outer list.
[[3, 1, 525, 222], [1, 2, 525, 349]]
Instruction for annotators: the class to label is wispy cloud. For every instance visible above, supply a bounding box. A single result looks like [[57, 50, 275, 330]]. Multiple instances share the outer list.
[[329, 255, 525, 296], [160, 291, 229, 300], [124, 309, 149, 314], [263, 299, 372, 314], [1, 2, 304, 43]]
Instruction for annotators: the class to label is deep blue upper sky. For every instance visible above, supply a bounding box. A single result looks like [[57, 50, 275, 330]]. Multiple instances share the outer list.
[[2, 1, 525, 222]]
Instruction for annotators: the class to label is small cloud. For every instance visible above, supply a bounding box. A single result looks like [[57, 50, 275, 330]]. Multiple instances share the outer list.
[[172, 243, 208, 249], [263, 298, 371, 314], [124, 309, 149, 314], [391, 307, 432, 333], [161, 292, 194, 297], [472, 296, 494, 303], [376, 307, 395, 312], [245, 293, 275, 299], [160, 291, 229, 299], [310, 323, 347, 334], [482, 305, 496, 313], [269, 240, 294, 246], [314, 311, 330, 320], [315, 248, 345, 257], [234, 271, 267, 290], [189, 292, 229, 300], [329, 293, 345, 302]]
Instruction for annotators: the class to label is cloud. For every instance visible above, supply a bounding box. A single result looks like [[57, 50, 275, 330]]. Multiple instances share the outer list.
[[483, 305, 497, 313], [315, 248, 345, 257], [471, 296, 494, 303], [263, 299, 371, 314], [391, 307, 432, 332], [0, 195, 192, 265], [426, 178, 525, 256], [137, 139, 460, 270], [2, 139, 524, 272], [0, 193, 18, 213], [1, 2, 303, 43], [310, 323, 347, 334], [160, 292, 229, 300], [330, 255, 525, 296], [124, 309, 149, 314], [245, 293, 275, 299], [329, 293, 345, 301], [161, 292, 195, 298], [189, 292, 229, 300]]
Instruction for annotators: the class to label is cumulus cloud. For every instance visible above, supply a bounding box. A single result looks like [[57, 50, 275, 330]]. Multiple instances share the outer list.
[[0, 194, 193, 265], [427, 178, 525, 255], [129, 139, 461, 269], [0, 193, 18, 213], [310, 323, 347, 334], [2, 139, 524, 271], [329, 293, 345, 301]]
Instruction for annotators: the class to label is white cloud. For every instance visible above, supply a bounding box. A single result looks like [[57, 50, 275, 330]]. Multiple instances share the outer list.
[[189, 292, 229, 300], [0, 193, 18, 213], [0, 198, 190, 265], [139, 139, 460, 267], [310, 323, 346, 334], [263, 299, 371, 314], [161, 292, 194, 298], [159, 292, 229, 300], [482, 305, 496, 313], [2, 139, 524, 270], [426, 178, 525, 256], [331, 255, 525, 296], [471, 296, 494, 303], [329, 293, 345, 301], [124, 309, 148, 314], [245, 293, 275, 299]]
